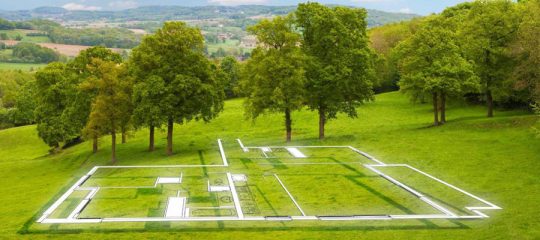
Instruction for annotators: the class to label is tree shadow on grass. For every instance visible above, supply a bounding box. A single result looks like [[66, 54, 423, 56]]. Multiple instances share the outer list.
[[19, 221, 470, 236]]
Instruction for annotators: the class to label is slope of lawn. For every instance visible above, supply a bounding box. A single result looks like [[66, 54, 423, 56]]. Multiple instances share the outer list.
[[0, 91, 538, 239]]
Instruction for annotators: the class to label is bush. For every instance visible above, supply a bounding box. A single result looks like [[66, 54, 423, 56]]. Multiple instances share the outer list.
[[11, 42, 60, 63]]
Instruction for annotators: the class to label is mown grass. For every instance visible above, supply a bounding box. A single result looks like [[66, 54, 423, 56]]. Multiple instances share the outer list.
[[0, 92, 539, 239]]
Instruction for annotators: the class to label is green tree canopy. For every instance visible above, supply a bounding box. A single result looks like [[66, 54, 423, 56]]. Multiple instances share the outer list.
[[34, 62, 77, 149], [81, 60, 133, 163], [220, 56, 240, 99], [461, 0, 520, 117], [66, 46, 123, 153], [240, 16, 306, 142], [295, 2, 376, 139], [397, 16, 479, 126], [130, 21, 224, 155]]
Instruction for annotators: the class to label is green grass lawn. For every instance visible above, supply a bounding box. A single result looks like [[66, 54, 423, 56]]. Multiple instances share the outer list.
[[0, 92, 539, 239], [0, 62, 46, 71]]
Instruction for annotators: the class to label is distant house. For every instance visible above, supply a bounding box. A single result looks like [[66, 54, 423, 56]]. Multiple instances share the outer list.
[[217, 33, 232, 41], [241, 35, 257, 48]]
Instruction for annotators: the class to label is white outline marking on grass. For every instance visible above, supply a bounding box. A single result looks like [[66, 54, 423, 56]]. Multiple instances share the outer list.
[[218, 139, 228, 166], [37, 138, 501, 224], [226, 172, 244, 219], [274, 174, 306, 216]]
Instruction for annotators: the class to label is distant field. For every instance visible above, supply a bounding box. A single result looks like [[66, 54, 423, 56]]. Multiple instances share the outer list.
[[0, 29, 51, 43], [0, 62, 46, 71], [0, 40, 125, 57], [207, 39, 252, 55]]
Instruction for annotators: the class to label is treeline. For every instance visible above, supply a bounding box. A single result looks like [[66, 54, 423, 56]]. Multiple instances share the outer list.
[[4, 1, 540, 161], [47, 27, 140, 48], [0, 42, 60, 63], [0, 18, 140, 48], [28, 22, 240, 162], [0, 18, 33, 30], [370, 0, 540, 125]]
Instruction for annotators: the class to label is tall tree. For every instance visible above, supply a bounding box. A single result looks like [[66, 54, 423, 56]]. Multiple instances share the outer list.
[[34, 63, 77, 150], [66, 46, 123, 153], [397, 16, 479, 126], [240, 16, 306, 142], [81, 60, 132, 163], [462, 0, 520, 117], [130, 22, 224, 155], [295, 3, 376, 139]]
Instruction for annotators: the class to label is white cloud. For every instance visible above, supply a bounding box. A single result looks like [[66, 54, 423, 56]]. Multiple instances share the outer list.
[[109, 1, 138, 10], [62, 3, 101, 11], [398, 7, 412, 13], [207, 0, 268, 5]]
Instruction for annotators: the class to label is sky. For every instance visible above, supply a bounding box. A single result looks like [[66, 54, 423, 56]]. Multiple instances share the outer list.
[[0, 0, 472, 15]]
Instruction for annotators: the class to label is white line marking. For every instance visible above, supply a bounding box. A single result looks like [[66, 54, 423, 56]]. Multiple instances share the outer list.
[[274, 174, 306, 216], [226, 172, 244, 219], [218, 139, 228, 166]]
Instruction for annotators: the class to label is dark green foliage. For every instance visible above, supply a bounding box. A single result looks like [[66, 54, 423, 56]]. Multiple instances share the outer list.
[[461, 0, 520, 117], [8, 79, 36, 126], [0, 18, 15, 30], [33, 46, 123, 150], [34, 63, 77, 148], [219, 56, 240, 99], [0, 70, 35, 129], [11, 42, 60, 63]]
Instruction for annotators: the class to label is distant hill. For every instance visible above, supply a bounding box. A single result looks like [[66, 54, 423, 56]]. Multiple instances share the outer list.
[[0, 5, 419, 28]]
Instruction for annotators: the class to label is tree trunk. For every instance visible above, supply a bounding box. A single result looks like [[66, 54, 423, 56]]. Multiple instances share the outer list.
[[92, 136, 98, 153], [121, 127, 127, 144], [111, 131, 116, 164], [285, 108, 292, 142], [149, 125, 155, 152], [167, 118, 173, 155], [318, 107, 326, 140], [440, 92, 446, 124], [486, 89, 494, 118], [432, 92, 439, 126]]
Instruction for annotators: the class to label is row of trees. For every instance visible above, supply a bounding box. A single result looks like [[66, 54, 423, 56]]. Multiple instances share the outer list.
[[240, 2, 376, 141], [34, 22, 225, 162], [371, 0, 540, 125], [8, 42, 60, 63], [0, 18, 141, 48]]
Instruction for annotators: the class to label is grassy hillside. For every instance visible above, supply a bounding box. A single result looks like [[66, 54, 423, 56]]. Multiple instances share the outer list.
[[0, 92, 538, 239]]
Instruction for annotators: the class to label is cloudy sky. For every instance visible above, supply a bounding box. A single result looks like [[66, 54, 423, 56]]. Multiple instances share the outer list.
[[0, 0, 471, 15]]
